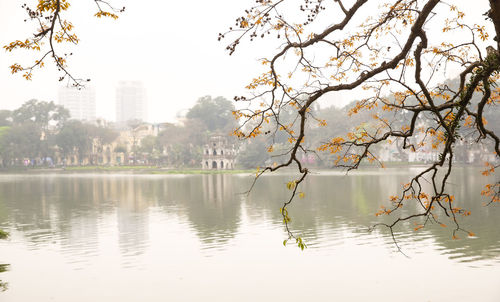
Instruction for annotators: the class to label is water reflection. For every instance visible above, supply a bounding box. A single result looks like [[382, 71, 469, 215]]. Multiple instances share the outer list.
[[0, 168, 498, 265], [0, 168, 500, 261], [246, 168, 500, 262], [0, 168, 499, 301], [0, 264, 8, 292]]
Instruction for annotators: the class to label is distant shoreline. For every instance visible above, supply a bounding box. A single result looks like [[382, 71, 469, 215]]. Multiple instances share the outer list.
[[0, 162, 488, 175], [0, 166, 255, 175]]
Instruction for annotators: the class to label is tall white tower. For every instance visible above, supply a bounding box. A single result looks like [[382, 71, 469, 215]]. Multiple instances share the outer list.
[[116, 81, 147, 123], [58, 86, 96, 121]]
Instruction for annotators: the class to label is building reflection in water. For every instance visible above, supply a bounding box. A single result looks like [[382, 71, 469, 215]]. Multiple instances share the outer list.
[[182, 174, 241, 248], [0, 167, 498, 265], [115, 177, 150, 261]]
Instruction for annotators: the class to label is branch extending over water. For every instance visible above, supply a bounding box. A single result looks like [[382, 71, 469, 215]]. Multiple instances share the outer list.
[[223, 0, 500, 248]]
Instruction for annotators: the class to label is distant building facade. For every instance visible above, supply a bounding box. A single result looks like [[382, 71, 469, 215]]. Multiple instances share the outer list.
[[58, 86, 96, 121], [202, 135, 236, 170], [116, 81, 147, 123], [56, 122, 166, 166]]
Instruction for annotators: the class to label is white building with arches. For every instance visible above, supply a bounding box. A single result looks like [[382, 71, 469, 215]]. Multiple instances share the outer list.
[[202, 135, 236, 170]]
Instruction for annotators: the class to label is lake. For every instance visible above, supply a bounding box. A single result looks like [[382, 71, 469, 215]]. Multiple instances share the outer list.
[[0, 167, 499, 301]]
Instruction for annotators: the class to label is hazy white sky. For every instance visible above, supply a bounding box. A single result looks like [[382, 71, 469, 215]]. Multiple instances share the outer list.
[[0, 0, 492, 122], [0, 0, 264, 122]]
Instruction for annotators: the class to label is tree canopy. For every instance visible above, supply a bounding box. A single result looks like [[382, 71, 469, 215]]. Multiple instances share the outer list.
[[0, 100, 120, 167], [186, 96, 237, 133], [12, 99, 69, 130]]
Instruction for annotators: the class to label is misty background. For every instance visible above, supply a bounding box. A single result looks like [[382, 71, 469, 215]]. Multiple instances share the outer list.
[[0, 0, 490, 122]]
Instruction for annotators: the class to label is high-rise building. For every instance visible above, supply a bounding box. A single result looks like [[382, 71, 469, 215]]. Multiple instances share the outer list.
[[58, 86, 96, 121], [116, 81, 147, 123]]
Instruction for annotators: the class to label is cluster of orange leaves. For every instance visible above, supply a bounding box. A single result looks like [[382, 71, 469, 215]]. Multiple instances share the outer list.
[[4, 40, 41, 53], [481, 183, 500, 203], [317, 137, 344, 154], [426, 128, 446, 149], [37, 0, 71, 12], [94, 11, 119, 19], [4, 0, 120, 81], [245, 71, 276, 90], [347, 99, 378, 116], [375, 206, 393, 217], [482, 162, 496, 176]]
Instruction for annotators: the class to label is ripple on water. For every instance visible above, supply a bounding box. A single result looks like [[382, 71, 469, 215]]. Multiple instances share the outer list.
[[199, 229, 239, 253], [23, 228, 54, 241], [303, 224, 369, 250], [1, 171, 499, 302]]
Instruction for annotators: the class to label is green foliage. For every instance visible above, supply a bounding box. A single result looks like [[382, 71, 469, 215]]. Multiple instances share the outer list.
[[0, 127, 9, 137], [1, 123, 41, 161], [139, 135, 158, 154], [0, 99, 122, 167], [0, 99, 70, 165], [114, 145, 127, 153], [0, 96, 240, 169], [0, 263, 8, 292], [186, 96, 237, 133], [55, 120, 91, 159], [0, 127, 10, 163], [55, 121, 120, 165], [157, 97, 239, 167], [157, 119, 208, 167], [296, 237, 306, 251], [137, 135, 162, 165], [89, 125, 119, 146], [0, 111, 12, 127], [165, 143, 202, 168], [0, 216, 8, 293], [236, 137, 270, 169], [12, 99, 69, 130]]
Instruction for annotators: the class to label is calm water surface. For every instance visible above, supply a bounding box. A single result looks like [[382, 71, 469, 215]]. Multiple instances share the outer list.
[[0, 167, 499, 301]]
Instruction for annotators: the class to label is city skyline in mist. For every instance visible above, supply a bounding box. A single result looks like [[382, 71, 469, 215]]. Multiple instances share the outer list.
[[58, 81, 149, 123], [0, 0, 258, 123]]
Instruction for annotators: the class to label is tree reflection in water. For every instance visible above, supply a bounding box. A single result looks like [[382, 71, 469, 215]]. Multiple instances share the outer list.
[[0, 167, 498, 263], [0, 264, 8, 291]]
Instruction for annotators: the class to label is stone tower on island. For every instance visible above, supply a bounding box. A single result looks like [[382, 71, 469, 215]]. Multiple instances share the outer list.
[[202, 135, 236, 170]]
